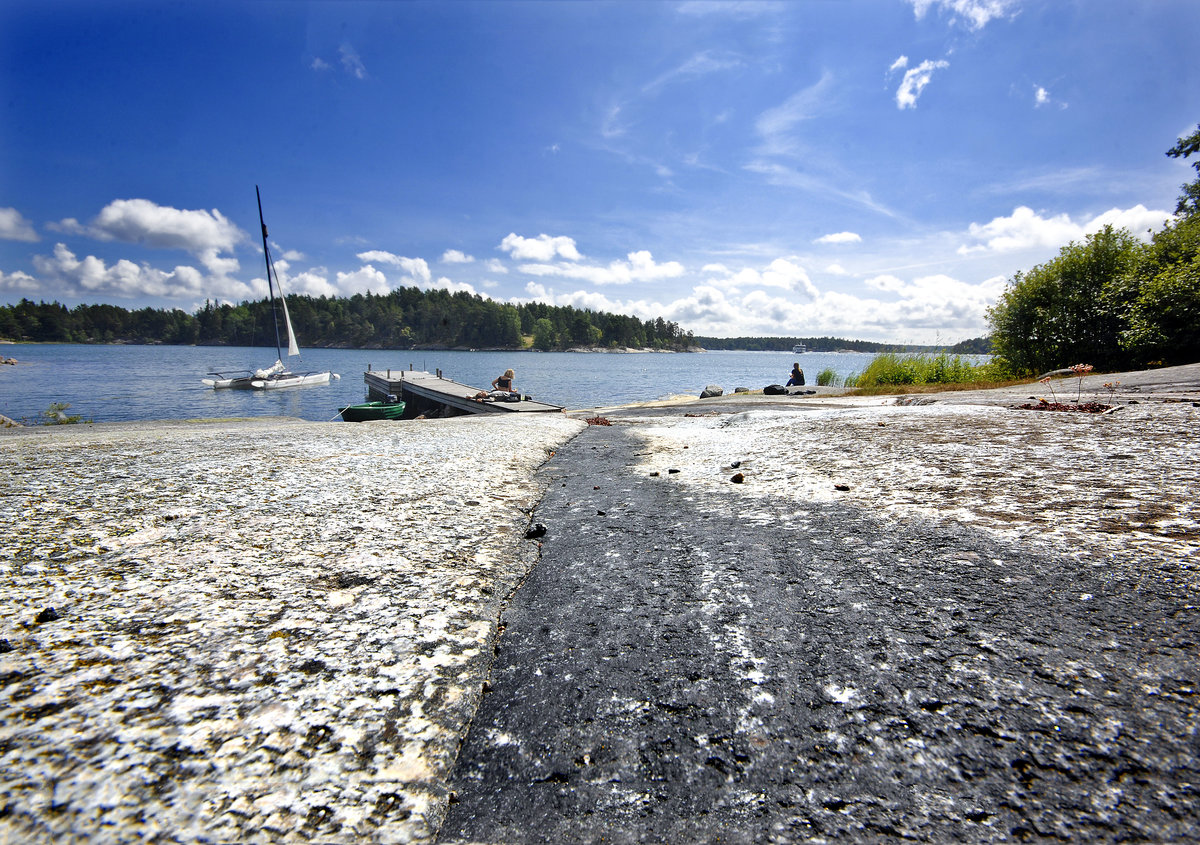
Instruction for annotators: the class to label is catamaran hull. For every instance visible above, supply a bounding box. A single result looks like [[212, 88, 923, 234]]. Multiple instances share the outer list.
[[203, 373, 256, 389], [251, 372, 333, 389], [205, 371, 335, 389]]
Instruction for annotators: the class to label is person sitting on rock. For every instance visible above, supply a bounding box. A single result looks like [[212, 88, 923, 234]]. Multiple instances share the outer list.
[[786, 363, 805, 386], [474, 368, 519, 401]]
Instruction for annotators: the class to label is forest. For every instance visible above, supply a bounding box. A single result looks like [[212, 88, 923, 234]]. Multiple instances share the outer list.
[[0, 287, 696, 352]]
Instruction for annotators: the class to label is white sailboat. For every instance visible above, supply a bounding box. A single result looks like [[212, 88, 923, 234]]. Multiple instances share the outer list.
[[204, 187, 337, 390]]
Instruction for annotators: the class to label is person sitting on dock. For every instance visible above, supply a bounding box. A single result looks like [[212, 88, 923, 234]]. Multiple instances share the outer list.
[[473, 368, 520, 401]]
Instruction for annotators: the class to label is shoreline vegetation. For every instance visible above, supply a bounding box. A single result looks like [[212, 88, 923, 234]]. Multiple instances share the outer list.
[[0, 293, 988, 356]]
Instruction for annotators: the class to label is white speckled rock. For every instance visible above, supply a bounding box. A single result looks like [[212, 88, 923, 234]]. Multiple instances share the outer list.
[[0, 415, 584, 843], [631, 400, 1200, 566]]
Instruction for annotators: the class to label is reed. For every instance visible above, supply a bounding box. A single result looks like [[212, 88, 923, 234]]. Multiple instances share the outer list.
[[816, 367, 839, 386], [847, 352, 1008, 393]]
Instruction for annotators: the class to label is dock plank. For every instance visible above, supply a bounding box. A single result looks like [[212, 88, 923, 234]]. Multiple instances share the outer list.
[[365, 369, 564, 416]]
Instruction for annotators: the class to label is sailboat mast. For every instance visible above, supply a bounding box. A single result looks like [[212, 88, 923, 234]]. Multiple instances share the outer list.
[[256, 185, 284, 362]]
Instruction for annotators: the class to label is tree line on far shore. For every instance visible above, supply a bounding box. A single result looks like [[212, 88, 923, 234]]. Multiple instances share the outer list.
[[0, 287, 695, 352], [692, 336, 991, 354], [987, 123, 1200, 376]]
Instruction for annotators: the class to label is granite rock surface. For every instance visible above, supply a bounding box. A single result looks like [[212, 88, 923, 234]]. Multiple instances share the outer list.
[[1, 415, 583, 844]]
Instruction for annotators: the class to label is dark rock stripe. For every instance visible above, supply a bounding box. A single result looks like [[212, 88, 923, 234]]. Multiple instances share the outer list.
[[438, 423, 1199, 844]]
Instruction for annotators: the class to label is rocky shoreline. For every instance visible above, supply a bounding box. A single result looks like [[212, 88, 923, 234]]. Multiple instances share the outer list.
[[2, 364, 1198, 842]]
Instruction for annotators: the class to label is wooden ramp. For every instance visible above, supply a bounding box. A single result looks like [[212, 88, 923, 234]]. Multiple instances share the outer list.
[[364, 368, 564, 417]]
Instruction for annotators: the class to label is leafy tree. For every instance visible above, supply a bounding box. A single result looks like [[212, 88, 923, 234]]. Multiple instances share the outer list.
[[1123, 254, 1200, 364], [1167, 123, 1200, 216], [532, 318, 557, 351], [1121, 213, 1200, 364], [987, 226, 1143, 375]]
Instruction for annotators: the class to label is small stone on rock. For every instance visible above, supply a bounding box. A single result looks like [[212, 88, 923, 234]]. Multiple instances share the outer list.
[[525, 524, 547, 540]]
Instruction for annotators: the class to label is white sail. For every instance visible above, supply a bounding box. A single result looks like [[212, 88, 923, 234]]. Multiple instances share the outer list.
[[276, 279, 301, 357]]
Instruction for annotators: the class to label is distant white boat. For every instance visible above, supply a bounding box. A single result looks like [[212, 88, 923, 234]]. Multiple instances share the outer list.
[[203, 187, 336, 390], [792, 343, 807, 354]]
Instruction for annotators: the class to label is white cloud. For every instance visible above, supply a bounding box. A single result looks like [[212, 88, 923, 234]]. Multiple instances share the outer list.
[[958, 206, 1077, 254], [311, 57, 331, 71], [957, 204, 1172, 255], [335, 265, 389, 296], [866, 274, 906, 293], [662, 285, 739, 326], [431, 277, 480, 296], [484, 258, 509, 274], [0, 208, 38, 242], [825, 263, 849, 276], [705, 257, 819, 298], [517, 250, 685, 286], [30, 242, 252, 301], [57, 199, 243, 253], [278, 268, 338, 298], [889, 56, 909, 74], [499, 233, 582, 262], [1085, 204, 1174, 237], [908, 0, 1018, 31], [0, 269, 39, 291], [815, 231, 862, 245], [49, 199, 244, 280], [1032, 84, 1066, 110], [516, 260, 1001, 342], [896, 60, 949, 109], [355, 250, 431, 283], [442, 249, 474, 264]]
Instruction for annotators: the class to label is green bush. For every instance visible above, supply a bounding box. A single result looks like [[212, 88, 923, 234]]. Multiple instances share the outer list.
[[816, 367, 839, 386], [33, 402, 91, 425]]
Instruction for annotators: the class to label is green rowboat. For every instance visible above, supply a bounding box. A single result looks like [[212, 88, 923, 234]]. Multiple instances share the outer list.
[[338, 400, 406, 422]]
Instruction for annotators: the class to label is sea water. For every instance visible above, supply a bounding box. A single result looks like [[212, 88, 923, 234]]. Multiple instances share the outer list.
[[0, 344, 886, 424]]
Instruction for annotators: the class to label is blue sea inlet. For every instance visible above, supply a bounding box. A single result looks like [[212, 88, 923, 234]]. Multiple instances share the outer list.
[[0, 345, 885, 425]]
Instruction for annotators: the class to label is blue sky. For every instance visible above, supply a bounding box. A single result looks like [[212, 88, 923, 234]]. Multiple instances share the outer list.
[[2, 0, 1197, 343]]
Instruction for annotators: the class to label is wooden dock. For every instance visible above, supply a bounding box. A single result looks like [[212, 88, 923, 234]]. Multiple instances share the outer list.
[[364, 368, 564, 417]]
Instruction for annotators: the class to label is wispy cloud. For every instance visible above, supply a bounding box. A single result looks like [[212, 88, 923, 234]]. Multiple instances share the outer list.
[[907, 0, 1020, 32], [642, 50, 745, 95], [755, 71, 834, 156], [340, 43, 367, 79], [895, 59, 950, 109], [745, 161, 898, 218]]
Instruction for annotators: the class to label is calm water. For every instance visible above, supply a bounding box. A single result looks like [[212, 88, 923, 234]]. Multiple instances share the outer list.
[[0, 344, 884, 424]]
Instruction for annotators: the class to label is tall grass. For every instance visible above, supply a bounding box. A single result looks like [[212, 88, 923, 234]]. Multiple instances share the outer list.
[[816, 367, 839, 386], [847, 352, 1001, 390]]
